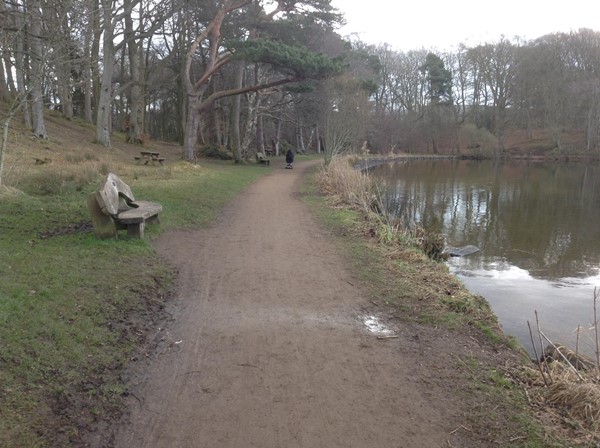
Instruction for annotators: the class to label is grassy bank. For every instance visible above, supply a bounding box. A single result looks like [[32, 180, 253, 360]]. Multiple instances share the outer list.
[[0, 160, 267, 447], [311, 156, 501, 328], [302, 156, 575, 447]]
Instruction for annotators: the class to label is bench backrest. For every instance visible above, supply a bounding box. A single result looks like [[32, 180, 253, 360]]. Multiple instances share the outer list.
[[95, 173, 136, 216]]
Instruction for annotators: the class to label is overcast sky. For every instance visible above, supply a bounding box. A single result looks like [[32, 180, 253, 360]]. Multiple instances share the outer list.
[[330, 0, 600, 51]]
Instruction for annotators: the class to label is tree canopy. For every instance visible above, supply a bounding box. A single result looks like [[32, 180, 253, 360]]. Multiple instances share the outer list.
[[420, 53, 452, 105], [232, 39, 345, 78]]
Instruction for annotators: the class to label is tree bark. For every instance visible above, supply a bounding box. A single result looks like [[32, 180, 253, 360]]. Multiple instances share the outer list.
[[315, 125, 321, 154], [96, 0, 116, 146], [14, 9, 31, 129], [0, 1, 15, 97], [82, 0, 97, 123], [256, 114, 265, 153], [3, 50, 16, 95], [29, 0, 47, 139], [230, 62, 244, 162], [0, 57, 9, 101], [274, 117, 282, 156], [90, 0, 101, 123], [124, 0, 145, 143], [183, 96, 201, 160]]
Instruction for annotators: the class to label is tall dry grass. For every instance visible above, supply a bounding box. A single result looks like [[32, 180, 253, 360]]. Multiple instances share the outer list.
[[316, 156, 448, 260], [523, 293, 600, 442], [316, 154, 377, 213]]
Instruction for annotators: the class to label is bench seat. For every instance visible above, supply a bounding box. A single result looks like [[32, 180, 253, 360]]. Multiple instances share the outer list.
[[117, 201, 162, 223], [255, 152, 270, 166]]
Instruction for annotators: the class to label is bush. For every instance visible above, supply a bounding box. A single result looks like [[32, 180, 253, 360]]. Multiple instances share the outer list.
[[459, 123, 497, 158], [199, 146, 233, 160]]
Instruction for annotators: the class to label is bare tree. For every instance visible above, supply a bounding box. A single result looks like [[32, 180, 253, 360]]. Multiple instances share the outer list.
[[28, 0, 47, 138], [96, 0, 169, 146], [477, 38, 518, 153], [322, 75, 371, 165]]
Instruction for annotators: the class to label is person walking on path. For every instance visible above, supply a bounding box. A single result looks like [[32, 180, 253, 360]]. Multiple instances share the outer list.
[[285, 148, 294, 169]]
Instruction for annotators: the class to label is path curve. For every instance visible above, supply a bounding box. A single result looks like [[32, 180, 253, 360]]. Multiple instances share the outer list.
[[114, 160, 458, 447]]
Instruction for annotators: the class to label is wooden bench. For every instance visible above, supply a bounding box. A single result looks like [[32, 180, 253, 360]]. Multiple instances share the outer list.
[[255, 152, 270, 166], [87, 173, 162, 239]]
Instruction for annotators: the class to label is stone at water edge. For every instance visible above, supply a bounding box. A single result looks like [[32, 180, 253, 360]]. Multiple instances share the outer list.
[[444, 245, 480, 257]]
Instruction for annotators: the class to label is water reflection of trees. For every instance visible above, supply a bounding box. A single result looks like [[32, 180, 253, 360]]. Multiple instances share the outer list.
[[375, 160, 600, 280]]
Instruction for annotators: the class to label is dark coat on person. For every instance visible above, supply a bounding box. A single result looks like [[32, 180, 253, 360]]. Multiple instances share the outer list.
[[286, 149, 294, 164]]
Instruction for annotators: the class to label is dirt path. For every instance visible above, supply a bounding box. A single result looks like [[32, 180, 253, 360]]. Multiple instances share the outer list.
[[112, 160, 487, 447]]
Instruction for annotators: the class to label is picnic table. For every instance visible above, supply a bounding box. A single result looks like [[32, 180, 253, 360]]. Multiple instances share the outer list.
[[134, 151, 165, 165]]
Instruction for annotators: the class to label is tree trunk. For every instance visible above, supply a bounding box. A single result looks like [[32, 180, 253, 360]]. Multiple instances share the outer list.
[[307, 127, 315, 153], [241, 90, 258, 152], [586, 101, 595, 151], [124, 2, 144, 144], [230, 62, 244, 162], [241, 64, 262, 153], [214, 103, 223, 146], [3, 50, 16, 95], [14, 20, 31, 130], [96, 0, 114, 146], [183, 96, 200, 160], [46, 1, 74, 119], [90, 0, 102, 123], [0, 10, 8, 101], [297, 126, 305, 153], [256, 114, 265, 153], [82, 0, 97, 123], [56, 65, 74, 120], [274, 118, 282, 156], [0, 3, 14, 98], [0, 57, 9, 101], [496, 107, 505, 155], [13, 6, 30, 127], [30, 0, 47, 139]]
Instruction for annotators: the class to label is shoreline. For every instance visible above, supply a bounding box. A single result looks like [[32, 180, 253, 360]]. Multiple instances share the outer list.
[[312, 155, 600, 444], [353, 152, 600, 170]]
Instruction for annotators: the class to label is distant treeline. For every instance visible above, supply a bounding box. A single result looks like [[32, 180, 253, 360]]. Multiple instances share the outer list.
[[364, 30, 600, 156]]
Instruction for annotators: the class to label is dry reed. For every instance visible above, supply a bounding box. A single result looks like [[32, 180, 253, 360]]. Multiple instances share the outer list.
[[317, 156, 449, 258], [316, 155, 376, 213], [525, 298, 600, 440], [547, 373, 600, 425]]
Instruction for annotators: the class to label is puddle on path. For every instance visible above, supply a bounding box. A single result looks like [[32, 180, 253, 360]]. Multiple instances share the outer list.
[[362, 315, 394, 336]]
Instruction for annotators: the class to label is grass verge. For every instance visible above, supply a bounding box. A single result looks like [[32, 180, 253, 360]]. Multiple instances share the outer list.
[[0, 160, 267, 447]]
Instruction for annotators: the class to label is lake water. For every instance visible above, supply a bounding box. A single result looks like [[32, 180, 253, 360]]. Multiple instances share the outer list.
[[371, 159, 600, 357]]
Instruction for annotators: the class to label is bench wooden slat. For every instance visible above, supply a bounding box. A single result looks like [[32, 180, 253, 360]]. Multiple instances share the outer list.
[[96, 173, 136, 215], [116, 201, 162, 224]]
